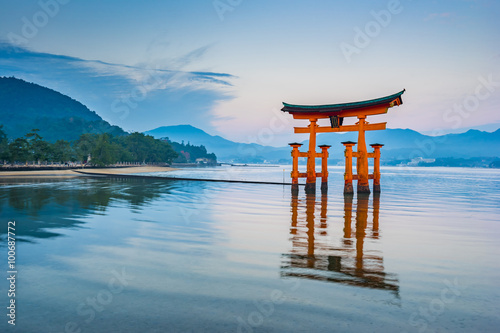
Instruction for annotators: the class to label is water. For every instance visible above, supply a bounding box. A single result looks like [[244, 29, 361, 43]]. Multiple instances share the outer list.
[[0, 167, 499, 332]]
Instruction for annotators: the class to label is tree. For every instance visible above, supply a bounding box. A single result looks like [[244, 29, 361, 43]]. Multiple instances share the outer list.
[[74, 133, 99, 162], [52, 140, 75, 163], [0, 125, 8, 161], [91, 134, 126, 166], [91, 134, 114, 166], [25, 128, 51, 163], [166, 139, 216, 163], [8, 137, 29, 163], [115, 132, 177, 163], [2, 129, 179, 166]]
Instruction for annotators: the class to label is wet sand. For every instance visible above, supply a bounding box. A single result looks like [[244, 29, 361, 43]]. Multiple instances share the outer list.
[[0, 166, 177, 178], [78, 166, 177, 174]]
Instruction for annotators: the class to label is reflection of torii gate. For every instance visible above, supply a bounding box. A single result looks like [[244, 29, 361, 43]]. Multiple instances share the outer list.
[[282, 90, 405, 194], [281, 193, 399, 295]]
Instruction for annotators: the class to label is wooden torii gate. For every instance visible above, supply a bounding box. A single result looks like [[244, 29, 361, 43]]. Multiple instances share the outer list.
[[282, 90, 405, 194]]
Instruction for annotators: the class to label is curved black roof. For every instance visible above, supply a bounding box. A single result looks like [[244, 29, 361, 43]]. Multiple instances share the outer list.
[[282, 89, 405, 113]]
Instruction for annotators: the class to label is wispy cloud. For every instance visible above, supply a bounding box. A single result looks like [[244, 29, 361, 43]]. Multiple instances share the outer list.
[[0, 41, 237, 132], [0, 41, 234, 89]]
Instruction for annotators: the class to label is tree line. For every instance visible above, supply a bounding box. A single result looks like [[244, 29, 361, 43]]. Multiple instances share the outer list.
[[0, 126, 178, 166], [166, 139, 217, 163]]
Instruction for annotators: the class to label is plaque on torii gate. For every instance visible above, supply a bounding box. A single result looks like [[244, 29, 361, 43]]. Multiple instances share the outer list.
[[282, 89, 405, 194]]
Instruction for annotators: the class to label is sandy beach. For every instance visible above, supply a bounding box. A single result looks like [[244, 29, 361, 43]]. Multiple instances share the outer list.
[[0, 166, 177, 178]]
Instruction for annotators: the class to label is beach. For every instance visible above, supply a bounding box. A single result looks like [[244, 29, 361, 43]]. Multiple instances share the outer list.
[[0, 166, 177, 177]]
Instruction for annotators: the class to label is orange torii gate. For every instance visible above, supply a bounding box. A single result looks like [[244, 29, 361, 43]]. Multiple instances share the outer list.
[[282, 90, 405, 194]]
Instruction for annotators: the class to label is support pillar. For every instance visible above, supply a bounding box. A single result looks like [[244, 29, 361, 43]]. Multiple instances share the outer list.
[[355, 193, 370, 270], [305, 118, 318, 194], [290, 194, 298, 236], [342, 141, 356, 194], [318, 145, 331, 193], [370, 143, 383, 193], [289, 142, 302, 196], [305, 192, 316, 267], [320, 193, 328, 233], [356, 116, 370, 193], [343, 193, 353, 244], [372, 193, 380, 238]]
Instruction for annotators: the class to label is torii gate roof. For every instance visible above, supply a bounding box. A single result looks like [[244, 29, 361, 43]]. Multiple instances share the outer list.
[[281, 89, 405, 117]]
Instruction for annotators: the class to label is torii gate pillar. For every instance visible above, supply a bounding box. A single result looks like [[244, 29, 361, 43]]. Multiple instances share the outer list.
[[356, 116, 370, 193], [305, 118, 318, 194], [371, 144, 384, 193]]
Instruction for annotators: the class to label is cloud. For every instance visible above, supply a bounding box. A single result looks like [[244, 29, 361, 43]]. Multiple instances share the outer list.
[[1, 42, 233, 87], [0, 41, 236, 132]]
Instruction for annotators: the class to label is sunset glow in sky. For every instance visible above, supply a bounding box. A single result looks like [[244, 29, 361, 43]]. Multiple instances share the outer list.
[[0, 0, 499, 146]]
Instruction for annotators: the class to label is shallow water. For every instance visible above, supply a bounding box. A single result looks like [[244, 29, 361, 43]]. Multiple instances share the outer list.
[[0, 167, 499, 332]]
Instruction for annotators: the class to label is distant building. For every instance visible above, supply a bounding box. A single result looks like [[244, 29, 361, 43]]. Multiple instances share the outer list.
[[195, 158, 210, 164], [406, 157, 435, 166]]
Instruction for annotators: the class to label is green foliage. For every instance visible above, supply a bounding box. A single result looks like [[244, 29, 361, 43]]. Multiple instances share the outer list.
[[116, 132, 178, 163], [25, 129, 52, 162], [52, 140, 75, 162], [166, 139, 217, 163], [0, 126, 178, 166], [8, 137, 30, 163], [74, 133, 99, 162], [0, 125, 8, 160], [91, 134, 120, 167]]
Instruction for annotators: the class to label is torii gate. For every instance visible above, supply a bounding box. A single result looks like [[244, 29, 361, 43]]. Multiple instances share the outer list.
[[282, 90, 405, 194]]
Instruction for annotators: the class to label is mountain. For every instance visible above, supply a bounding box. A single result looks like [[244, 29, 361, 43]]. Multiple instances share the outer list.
[[0, 76, 126, 142], [146, 125, 233, 149], [145, 125, 500, 163], [145, 125, 291, 163], [311, 128, 500, 160]]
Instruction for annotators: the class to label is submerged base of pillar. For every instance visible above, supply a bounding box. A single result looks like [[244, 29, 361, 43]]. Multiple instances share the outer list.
[[373, 184, 381, 193], [321, 182, 328, 193], [291, 184, 299, 196], [344, 183, 353, 194], [357, 183, 371, 193], [305, 182, 316, 194]]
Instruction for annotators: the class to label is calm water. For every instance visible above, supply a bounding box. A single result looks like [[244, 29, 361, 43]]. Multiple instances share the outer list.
[[0, 167, 499, 332]]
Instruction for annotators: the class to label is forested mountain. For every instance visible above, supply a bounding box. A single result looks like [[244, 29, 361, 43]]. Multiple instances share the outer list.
[[0, 76, 125, 141], [0, 77, 216, 165]]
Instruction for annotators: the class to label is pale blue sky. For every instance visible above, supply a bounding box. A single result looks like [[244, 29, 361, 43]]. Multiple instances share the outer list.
[[0, 0, 498, 145]]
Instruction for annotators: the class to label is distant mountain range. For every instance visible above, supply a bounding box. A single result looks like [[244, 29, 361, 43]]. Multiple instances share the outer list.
[[146, 125, 500, 164], [0, 77, 125, 141], [145, 125, 292, 163], [1, 76, 499, 166], [311, 128, 500, 160]]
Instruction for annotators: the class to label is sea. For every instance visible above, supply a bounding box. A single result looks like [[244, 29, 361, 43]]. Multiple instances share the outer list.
[[0, 165, 499, 332]]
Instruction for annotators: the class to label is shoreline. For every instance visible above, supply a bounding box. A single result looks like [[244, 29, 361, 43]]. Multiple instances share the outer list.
[[0, 166, 295, 185], [0, 166, 177, 178]]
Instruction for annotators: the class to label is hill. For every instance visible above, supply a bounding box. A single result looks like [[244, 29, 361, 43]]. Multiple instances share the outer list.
[[0, 76, 125, 141], [145, 125, 290, 163], [145, 125, 500, 164]]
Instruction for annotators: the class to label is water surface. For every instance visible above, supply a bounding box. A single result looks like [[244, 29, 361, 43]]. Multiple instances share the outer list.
[[0, 167, 499, 332]]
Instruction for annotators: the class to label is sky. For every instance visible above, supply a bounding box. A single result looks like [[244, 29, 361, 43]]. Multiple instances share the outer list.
[[0, 0, 499, 146]]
